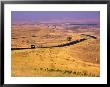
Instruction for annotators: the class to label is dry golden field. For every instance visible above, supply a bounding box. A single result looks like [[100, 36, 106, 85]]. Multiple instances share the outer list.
[[11, 24, 100, 77]]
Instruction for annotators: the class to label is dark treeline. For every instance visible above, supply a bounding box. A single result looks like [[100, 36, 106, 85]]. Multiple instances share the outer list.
[[11, 38, 87, 50]]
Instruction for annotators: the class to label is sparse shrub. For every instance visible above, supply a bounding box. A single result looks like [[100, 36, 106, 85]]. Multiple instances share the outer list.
[[68, 71, 72, 74], [84, 72, 87, 76], [73, 71, 76, 74], [56, 69, 62, 72], [40, 68, 43, 70], [48, 68, 56, 72], [12, 38, 17, 39], [76, 71, 80, 75], [32, 35, 36, 37], [63, 70, 72, 74], [21, 37, 26, 38], [34, 68, 36, 70], [67, 36, 72, 41]]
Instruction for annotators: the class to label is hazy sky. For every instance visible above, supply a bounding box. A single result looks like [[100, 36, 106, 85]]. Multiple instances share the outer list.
[[11, 11, 100, 24]]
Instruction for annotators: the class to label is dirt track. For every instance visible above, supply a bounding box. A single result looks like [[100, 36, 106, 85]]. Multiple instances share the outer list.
[[11, 34, 97, 50]]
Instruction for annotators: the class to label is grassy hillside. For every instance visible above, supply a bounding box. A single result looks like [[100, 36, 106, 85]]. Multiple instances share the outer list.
[[11, 38, 100, 77]]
